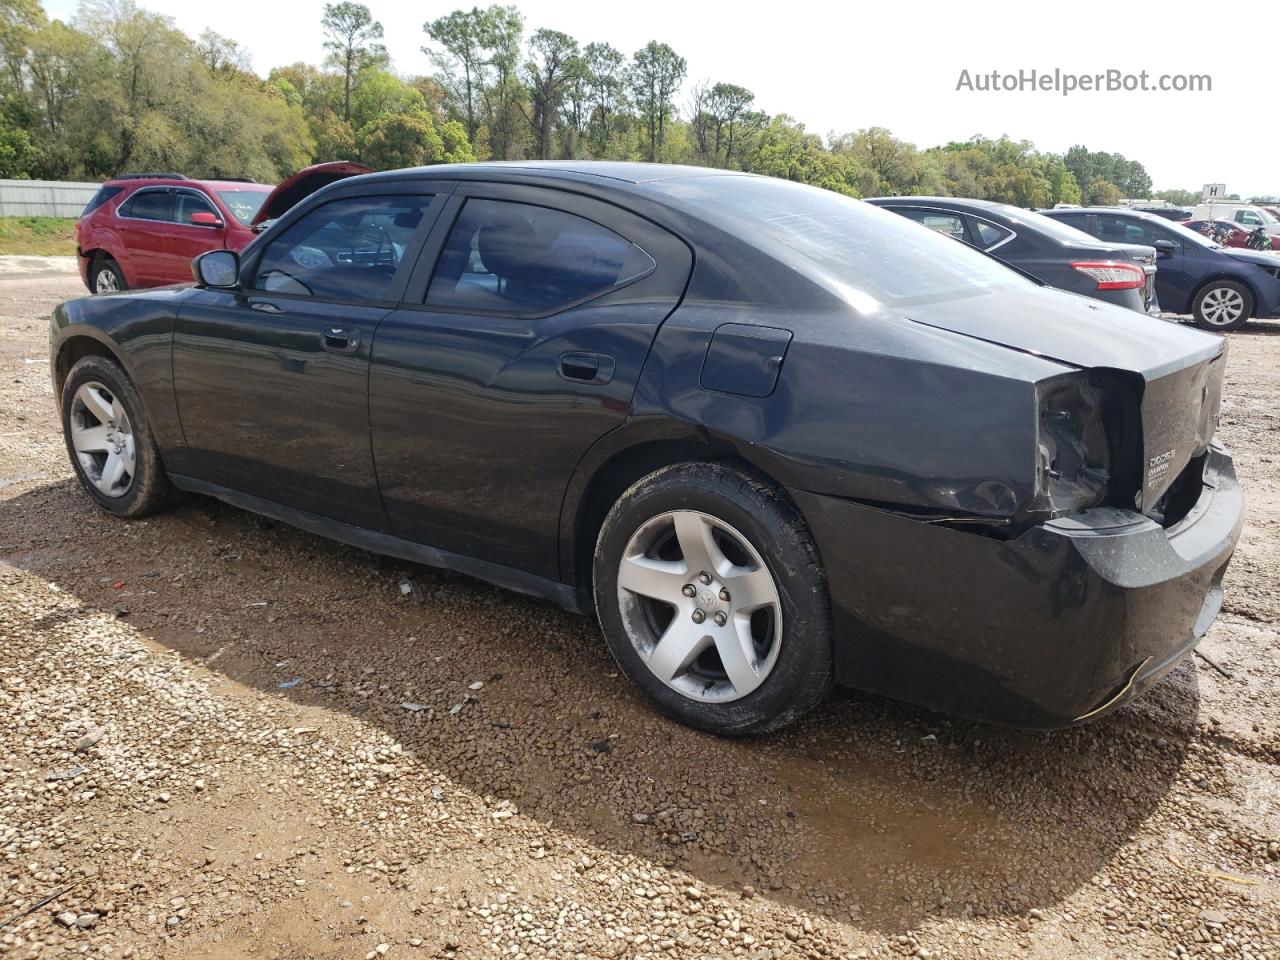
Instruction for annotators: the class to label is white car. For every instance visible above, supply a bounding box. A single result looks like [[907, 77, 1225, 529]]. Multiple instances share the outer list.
[[1191, 202, 1280, 237]]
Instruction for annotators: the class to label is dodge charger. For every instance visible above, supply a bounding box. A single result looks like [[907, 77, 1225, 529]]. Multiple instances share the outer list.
[[49, 162, 1243, 735]]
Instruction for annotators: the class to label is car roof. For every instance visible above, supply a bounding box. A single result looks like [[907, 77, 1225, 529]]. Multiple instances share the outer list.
[[864, 196, 1005, 211], [1045, 207, 1162, 219], [354, 160, 748, 187], [104, 176, 271, 191]]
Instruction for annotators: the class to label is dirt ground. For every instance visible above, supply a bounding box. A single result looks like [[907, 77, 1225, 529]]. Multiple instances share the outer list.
[[1, 255, 1277, 960]]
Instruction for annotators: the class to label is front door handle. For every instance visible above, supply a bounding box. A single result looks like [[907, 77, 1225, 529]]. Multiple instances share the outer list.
[[323, 327, 361, 352], [559, 352, 614, 385]]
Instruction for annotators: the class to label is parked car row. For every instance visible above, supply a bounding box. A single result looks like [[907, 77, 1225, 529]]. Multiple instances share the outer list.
[[1041, 207, 1280, 331], [864, 196, 1280, 332], [52, 162, 1241, 736]]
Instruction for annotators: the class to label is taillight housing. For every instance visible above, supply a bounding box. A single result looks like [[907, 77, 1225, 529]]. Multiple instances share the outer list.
[[1070, 261, 1146, 290], [1034, 375, 1112, 518]]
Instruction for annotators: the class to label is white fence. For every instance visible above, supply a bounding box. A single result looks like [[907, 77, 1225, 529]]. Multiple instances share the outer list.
[[0, 179, 100, 218]]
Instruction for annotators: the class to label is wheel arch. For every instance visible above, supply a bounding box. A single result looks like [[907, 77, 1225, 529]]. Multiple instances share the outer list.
[[54, 333, 132, 408], [1189, 273, 1260, 318], [558, 420, 809, 612]]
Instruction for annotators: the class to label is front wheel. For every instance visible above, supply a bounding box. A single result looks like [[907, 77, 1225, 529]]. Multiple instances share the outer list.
[[1192, 280, 1252, 331], [60, 355, 170, 517], [593, 462, 833, 736]]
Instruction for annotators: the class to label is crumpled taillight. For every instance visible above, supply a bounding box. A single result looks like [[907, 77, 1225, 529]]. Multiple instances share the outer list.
[[1035, 375, 1112, 517]]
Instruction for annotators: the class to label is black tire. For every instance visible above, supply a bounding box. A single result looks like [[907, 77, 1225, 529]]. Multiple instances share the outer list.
[[60, 355, 170, 518], [1191, 280, 1252, 332], [89, 255, 126, 295], [593, 461, 833, 736]]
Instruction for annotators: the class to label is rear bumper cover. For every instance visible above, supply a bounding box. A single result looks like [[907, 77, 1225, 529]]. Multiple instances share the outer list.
[[793, 444, 1242, 729]]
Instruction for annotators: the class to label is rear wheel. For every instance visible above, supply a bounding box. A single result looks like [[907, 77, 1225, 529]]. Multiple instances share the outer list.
[[1192, 280, 1252, 331], [593, 462, 833, 736], [60, 355, 170, 517], [90, 255, 126, 294]]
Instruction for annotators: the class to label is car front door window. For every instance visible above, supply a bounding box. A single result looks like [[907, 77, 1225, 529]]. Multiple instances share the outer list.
[[174, 191, 219, 225], [253, 196, 430, 301]]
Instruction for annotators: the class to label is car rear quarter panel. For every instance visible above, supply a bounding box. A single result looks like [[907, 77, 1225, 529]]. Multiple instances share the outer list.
[[631, 298, 1068, 518]]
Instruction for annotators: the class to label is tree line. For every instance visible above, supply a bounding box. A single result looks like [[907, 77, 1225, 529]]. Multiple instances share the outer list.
[[2, 0, 1197, 207]]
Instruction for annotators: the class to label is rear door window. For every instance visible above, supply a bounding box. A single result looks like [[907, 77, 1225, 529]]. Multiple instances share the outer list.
[[891, 208, 968, 243], [120, 189, 173, 222], [970, 218, 1013, 249], [252, 195, 430, 301], [425, 198, 655, 314]]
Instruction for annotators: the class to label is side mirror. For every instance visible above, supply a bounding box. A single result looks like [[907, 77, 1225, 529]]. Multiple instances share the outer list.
[[190, 211, 224, 228], [192, 249, 240, 288], [1153, 239, 1177, 259]]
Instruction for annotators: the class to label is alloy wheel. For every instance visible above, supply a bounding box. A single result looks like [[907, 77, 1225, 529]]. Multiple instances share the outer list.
[[1200, 286, 1246, 326], [615, 509, 782, 703], [70, 381, 135, 497], [95, 268, 119, 293]]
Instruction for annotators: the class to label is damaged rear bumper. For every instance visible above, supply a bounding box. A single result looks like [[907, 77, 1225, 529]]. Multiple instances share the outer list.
[[793, 444, 1243, 729]]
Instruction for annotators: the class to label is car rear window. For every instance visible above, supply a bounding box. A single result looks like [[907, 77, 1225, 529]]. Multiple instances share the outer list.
[[216, 189, 270, 226], [652, 176, 1027, 307], [82, 186, 123, 216]]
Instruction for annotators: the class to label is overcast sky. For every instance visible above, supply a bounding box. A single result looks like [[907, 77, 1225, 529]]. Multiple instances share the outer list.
[[44, 0, 1278, 199]]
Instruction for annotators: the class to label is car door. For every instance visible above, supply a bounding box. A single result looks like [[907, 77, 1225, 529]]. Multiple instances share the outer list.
[[368, 182, 693, 579], [115, 187, 173, 287], [1095, 213, 1194, 311], [164, 189, 228, 284], [171, 184, 449, 530]]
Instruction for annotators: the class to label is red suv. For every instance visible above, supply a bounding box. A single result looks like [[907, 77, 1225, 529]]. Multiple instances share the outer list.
[[76, 162, 372, 293]]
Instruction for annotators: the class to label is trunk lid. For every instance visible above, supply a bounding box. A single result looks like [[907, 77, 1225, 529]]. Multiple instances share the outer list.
[[903, 284, 1227, 517], [252, 161, 374, 226]]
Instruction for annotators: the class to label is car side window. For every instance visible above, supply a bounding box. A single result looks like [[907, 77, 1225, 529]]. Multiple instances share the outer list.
[[1055, 213, 1090, 232], [1236, 210, 1261, 226], [1096, 215, 1153, 245], [425, 197, 656, 314], [891, 208, 968, 243], [252, 195, 430, 301], [120, 189, 173, 222], [970, 219, 1012, 249], [174, 191, 218, 224]]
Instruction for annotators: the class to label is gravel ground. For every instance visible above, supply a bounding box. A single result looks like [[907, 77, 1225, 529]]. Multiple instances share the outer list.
[[1, 256, 1277, 960]]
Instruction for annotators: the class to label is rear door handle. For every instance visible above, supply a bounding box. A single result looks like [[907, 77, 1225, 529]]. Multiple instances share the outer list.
[[559, 352, 614, 385], [250, 300, 283, 314], [323, 327, 361, 352]]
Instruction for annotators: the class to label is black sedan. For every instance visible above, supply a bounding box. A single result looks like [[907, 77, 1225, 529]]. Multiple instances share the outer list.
[[50, 163, 1242, 735], [866, 196, 1161, 317]]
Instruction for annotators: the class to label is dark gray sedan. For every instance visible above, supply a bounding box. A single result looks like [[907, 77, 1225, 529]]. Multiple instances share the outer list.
[[866, 196, 1161, 316], [49, 163, 1240, 735]]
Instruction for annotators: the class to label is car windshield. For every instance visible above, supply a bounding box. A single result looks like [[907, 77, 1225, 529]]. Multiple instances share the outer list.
[[991, 203, 1103, 245], [652, 176, 1027, 307], [216, 189, 270, 225]]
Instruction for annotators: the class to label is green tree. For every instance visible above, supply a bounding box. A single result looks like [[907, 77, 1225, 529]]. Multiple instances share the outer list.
[[582, 41, 625, 158], [629, 40, 684, 162], [321, 1, 385, 123], [522, 27, 577, 160], [1087, 178, 1123, 206], [1155, 188, 1199, 206]]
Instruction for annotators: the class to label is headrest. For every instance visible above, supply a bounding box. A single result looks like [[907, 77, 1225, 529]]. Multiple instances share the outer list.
[[477, 210, 544, 284]]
